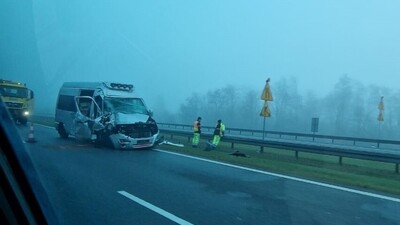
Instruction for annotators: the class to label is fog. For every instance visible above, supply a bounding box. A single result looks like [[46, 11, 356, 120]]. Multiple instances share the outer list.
[[1, 1, 399, 138]]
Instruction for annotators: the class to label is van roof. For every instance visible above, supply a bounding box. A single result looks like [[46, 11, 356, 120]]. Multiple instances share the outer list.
[[61, 82, 135, 96], [62, 82, 103, 89]]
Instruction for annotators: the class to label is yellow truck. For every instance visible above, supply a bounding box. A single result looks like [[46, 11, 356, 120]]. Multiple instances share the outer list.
[[0, 79, 34, 125]]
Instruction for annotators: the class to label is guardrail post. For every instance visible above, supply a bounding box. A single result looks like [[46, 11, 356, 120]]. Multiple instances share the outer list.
[[259, 146, 264, 153], [231, 143, 234, 149], [377, 142, 380, 148], [187, 137, 191, 143], [353, 140, 356, 146], [295, 150, 298, 159], [339, 156, 343, 165], [396, 163, 399, 174], [170, 134, 174, 139]]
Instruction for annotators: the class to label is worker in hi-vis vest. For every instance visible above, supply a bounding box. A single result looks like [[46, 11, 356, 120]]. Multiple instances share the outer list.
[[192, 117, 202, 147], [211, 119, 225, 147]]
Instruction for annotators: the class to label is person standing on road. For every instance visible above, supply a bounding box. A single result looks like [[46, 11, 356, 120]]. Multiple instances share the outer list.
[[192, 116, 202, 148], [211, 119, 225, 148]]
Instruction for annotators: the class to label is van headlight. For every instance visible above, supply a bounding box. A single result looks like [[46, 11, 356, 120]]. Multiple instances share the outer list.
[[23, 111, 30, 116]]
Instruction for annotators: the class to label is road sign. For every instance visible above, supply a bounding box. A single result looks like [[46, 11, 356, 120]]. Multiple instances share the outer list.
[[311, 118, 319, 133]]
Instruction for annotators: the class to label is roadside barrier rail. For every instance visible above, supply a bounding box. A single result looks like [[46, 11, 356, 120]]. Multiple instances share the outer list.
[[158, 122, 400, 150], [159, 126, 400, 174]]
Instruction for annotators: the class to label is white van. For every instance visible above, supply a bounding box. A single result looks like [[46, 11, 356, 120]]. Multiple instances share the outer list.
[[55, 82, 160, 149]]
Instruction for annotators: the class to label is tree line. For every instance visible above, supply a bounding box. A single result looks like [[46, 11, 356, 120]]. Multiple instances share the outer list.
[[154, 75, 400, 140]]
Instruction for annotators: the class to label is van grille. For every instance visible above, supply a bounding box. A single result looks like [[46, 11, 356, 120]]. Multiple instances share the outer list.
[[117, 122, 158, 138]]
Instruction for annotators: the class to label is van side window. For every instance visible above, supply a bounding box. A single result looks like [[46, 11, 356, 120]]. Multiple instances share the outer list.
[[57, 95, 76, 112], [78, 100, 90, 117], [80, 90, 94, 97]]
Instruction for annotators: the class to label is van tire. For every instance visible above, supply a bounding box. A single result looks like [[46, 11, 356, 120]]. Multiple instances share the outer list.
[[93, 132, 114, 149], [107, 136, 117, 149], [58, 124, 69, 139]]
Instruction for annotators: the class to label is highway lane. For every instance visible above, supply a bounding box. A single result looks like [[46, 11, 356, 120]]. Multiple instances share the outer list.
[[14, 124, 400, 225]]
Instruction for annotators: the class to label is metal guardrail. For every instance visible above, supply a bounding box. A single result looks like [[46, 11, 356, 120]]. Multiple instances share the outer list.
[[159, 126, 400, 174], [158, 122, 400, 150]]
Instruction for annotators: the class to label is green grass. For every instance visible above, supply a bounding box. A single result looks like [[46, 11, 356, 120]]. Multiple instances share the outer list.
[[160, 135, 400, 197]]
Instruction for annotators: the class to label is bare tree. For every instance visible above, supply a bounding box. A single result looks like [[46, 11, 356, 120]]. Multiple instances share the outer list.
[[238, 89, 259, 129], [323, 75, 354, 135], [350, 82, 367, 136], [179, 93, 204, 124], [389, 90, 400, 139], [273, 77, 303, 132]]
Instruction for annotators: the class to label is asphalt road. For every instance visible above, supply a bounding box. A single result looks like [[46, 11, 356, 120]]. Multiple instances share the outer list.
[[15, 124, 400, 225]]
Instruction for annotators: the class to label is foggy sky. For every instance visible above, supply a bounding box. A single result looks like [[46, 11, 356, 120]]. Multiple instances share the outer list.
[[1, 0, 399, 113]]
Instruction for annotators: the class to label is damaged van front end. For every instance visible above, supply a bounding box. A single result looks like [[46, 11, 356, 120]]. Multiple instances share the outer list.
[[55, 82, 161, 149], [93, 112, 160, 149]]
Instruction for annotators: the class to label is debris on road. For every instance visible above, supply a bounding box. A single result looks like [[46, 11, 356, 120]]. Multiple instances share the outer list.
[[159, 140, 184, 147]]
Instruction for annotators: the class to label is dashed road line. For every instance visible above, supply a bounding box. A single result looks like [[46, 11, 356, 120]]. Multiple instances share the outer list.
[[118, 191, 193, 225]]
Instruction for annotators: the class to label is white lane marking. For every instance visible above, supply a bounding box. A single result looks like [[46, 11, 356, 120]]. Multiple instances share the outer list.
[[154, 149, 400, 203], [118, 191, 194, 225], [34, 124, 54, 129]]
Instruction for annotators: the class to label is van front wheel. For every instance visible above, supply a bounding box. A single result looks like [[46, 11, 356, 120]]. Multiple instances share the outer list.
[[58, 124, 69, 139]]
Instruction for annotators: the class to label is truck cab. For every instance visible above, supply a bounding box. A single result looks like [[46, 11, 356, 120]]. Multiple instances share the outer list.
[[0, 79, 34, 125], [55, 82, 160, 149]]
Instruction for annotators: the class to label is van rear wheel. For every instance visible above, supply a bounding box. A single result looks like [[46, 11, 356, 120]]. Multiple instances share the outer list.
[[58, 124, 69, 139]]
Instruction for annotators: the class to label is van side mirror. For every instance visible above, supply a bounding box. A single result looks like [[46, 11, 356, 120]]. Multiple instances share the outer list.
[[148, 109, 153, 117]]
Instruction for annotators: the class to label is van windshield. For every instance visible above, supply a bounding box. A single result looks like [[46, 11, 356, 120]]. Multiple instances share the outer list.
[[103, 97, 148, 115]]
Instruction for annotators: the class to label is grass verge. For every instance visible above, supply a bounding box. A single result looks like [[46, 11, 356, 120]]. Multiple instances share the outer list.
[[160, 135, 400, 197]]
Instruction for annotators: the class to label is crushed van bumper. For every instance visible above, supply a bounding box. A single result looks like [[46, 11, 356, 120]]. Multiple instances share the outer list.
[[108, 132, 160, 149]]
